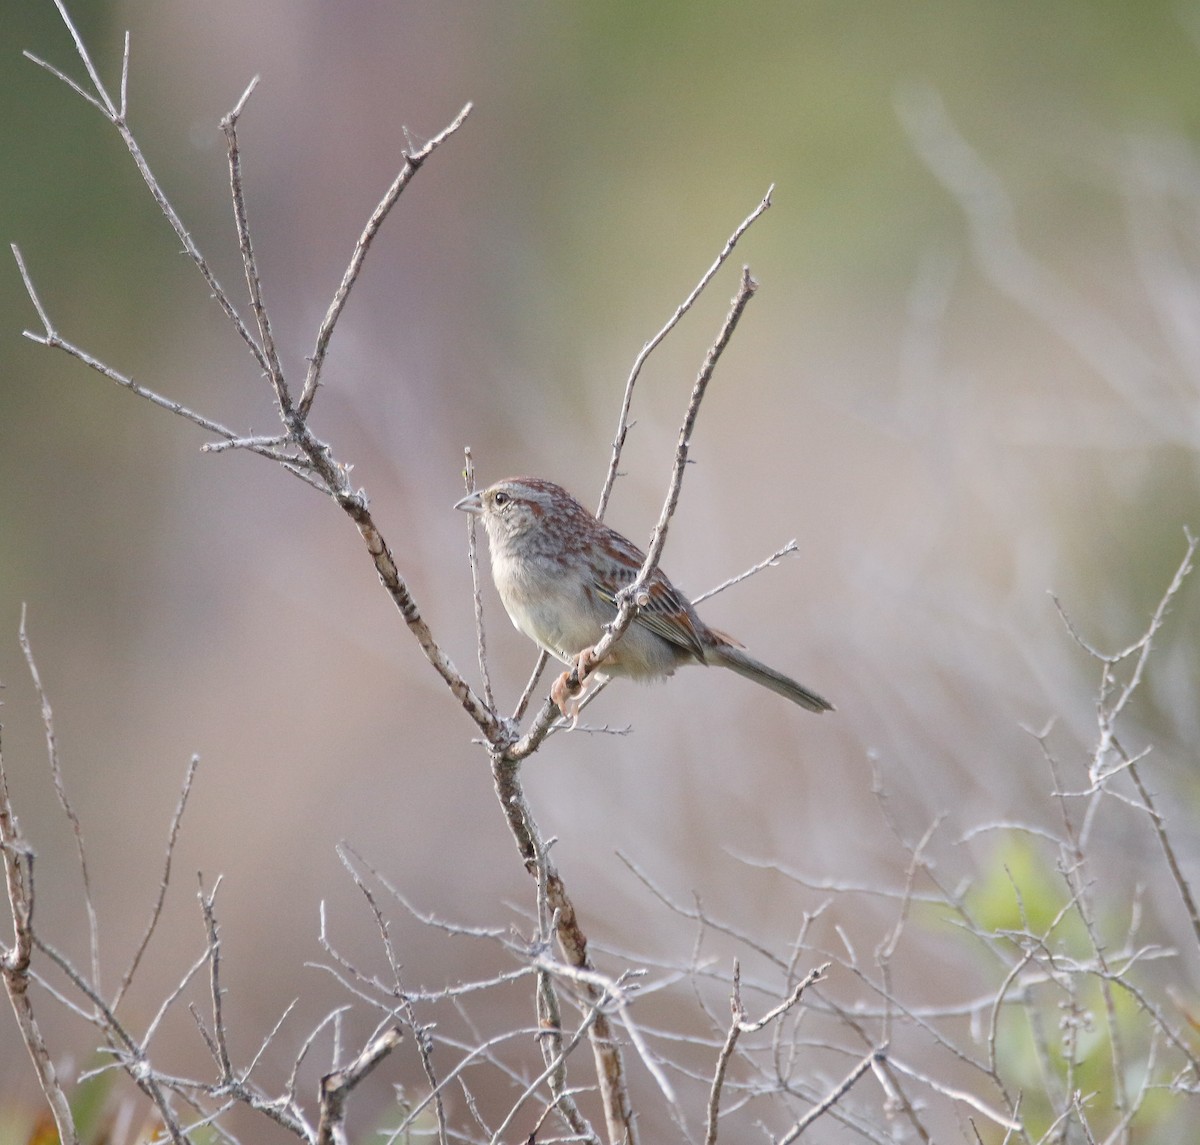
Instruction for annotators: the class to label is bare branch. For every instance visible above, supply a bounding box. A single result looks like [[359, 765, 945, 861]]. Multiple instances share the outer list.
[[887, 1057, 1022, 1133], [140, 945, 211, 1051], [604, 269, 759, 653], [488, 754, 638, 1145], [24, 47, 107, 114], [32, 14, 269, 372], [704, 963, 745, 1145], [316, 1026, 403, 1145], [487, 998, 605, 1145], [1125, 745, 1200, 953], [118, 30, 129, 119], [46, 0, 116, 108], [513, 650, 550, 724], [285, 1005, 351, 1114]]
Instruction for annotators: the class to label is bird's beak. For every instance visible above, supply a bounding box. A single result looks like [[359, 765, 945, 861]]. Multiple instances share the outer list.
[[454, 491, 484, 515]]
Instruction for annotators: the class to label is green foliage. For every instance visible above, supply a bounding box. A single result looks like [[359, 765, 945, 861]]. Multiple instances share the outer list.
[[943, 832, 1200, 1141], [967, 832, 1074, 936]]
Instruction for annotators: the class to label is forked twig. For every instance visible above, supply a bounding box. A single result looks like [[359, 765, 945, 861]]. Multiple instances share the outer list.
[[704, 960, 825, 1145], [316, 1026, 404, 1145]]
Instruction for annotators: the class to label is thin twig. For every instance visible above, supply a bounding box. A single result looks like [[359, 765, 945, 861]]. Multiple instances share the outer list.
[[530, 838, 592, 1140], [113, 754, 200, 1011], [335, 846, 450, 1145], [617, 851, 788, 973], [118, 30, 129, 119], [19, 606, 101, 994], [705, 962, 745, 1145], [381, 1025, 553, 1142], [221, 76, 289, 412], [607, 269, 759, 652], [778, 1049, 883, 1142], [886, 1057, 1022, 1132], [298, 103, 473, 418], [513, 651, 550, 724], [140, 946, 212, 1051], [691, 539, 799, 605], [596, 187, 772, 518], [12, 245, 266, 455], [201, 433, 291, 455], [285, 1005, 352, 1113], [463, 448, 496, 710], [487, 996, 606, 1145], [1124, 746, 1200, 952], [197, 876, 233, 1082]]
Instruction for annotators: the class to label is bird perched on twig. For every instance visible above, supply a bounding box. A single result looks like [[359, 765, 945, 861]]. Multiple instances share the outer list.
[[456, 477, 833, 721]]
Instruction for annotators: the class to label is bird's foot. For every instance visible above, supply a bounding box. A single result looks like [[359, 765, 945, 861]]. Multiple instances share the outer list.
[[551, 670, 582, 726], [552, 647, 604, 727]]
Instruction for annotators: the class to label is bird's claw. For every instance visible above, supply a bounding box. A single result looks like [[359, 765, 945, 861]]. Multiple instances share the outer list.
[[552, 647, 603, 728], [552, 671, 583, 727]]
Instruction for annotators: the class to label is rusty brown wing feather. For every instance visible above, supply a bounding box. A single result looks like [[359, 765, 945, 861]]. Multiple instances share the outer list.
[[589, 527, 707, 661]]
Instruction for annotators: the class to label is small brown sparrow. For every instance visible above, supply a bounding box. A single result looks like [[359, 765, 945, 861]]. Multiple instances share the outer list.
[[456, 477, 833, 718]]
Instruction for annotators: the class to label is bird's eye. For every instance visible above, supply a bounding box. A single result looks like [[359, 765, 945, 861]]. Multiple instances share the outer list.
[[493, 491, 509, 507]]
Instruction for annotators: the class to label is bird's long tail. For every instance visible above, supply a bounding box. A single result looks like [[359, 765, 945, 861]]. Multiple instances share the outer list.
[[711, 644, 834, 713]]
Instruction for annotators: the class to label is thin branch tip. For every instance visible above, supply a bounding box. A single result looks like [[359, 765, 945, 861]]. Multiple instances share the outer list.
[[226, 76, 259, 122]]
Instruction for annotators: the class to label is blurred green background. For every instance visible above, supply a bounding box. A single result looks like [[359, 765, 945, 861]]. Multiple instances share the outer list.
[[4, 0, 1200, 1140]]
